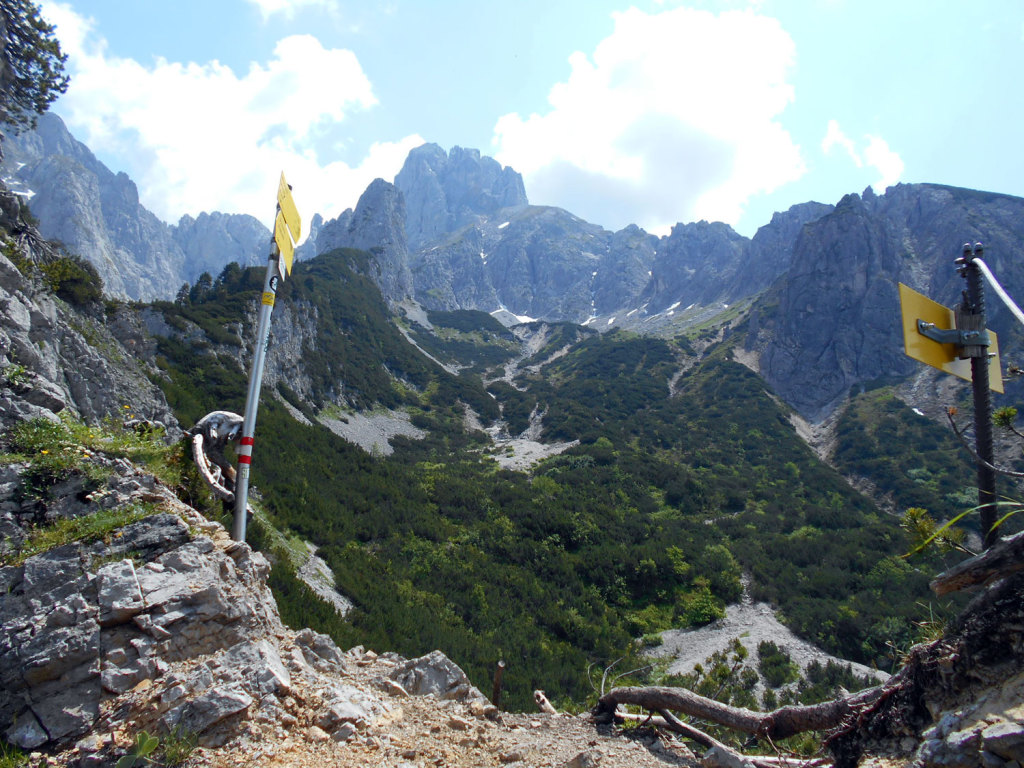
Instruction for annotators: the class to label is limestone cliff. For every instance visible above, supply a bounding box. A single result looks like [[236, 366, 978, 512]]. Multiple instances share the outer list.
[[747, 184, 1024, 420], [0, 113, 269, 301], [0, 188, 176, 434]]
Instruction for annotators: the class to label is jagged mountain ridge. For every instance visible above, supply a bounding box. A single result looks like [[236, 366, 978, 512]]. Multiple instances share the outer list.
[[746, 184, 1024, 419], [306, 142, 833, 326], [7, 116, 1024, 424], [3, 115, 819, 322], [0, 113, 269, 301]]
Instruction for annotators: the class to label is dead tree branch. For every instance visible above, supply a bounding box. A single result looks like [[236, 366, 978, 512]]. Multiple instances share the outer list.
[[192, 433, 234, 502], [593, 684, 884, 742], [931, 528, 1024, 595], [945, 411, 1024, 477]]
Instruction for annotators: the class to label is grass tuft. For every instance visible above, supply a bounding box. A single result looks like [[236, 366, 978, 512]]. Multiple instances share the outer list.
[[2, 502, 159, 566]]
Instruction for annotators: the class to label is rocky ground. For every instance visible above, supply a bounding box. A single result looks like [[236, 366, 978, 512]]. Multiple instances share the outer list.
[[190, 655, 699, 768]]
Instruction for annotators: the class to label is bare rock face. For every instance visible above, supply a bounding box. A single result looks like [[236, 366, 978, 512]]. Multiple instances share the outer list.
[[748, 184, 1024, 421], [0, 113, 269, 301], [638, 220, 749, 314], [0, 451, 353, 754], [311, 180, 413, 304], [396, 143, 528, 251], [0, 219, 178, 433], [171, 211, 269, 281]]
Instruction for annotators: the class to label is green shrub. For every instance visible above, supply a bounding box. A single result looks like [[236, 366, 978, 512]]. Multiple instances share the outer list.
[[39, 255, 103, 306], [757, 640, 799, 688]]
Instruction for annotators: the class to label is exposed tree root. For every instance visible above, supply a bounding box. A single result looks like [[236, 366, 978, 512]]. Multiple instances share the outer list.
[[594, 685, 883, 742], [827, 569, 1024, 767]]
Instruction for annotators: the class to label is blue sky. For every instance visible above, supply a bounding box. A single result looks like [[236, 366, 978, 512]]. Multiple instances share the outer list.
[[39, 1, 1024, 239]]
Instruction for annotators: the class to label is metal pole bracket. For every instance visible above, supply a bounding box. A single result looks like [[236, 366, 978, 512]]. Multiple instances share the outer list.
[[916, 320, 990, 348]]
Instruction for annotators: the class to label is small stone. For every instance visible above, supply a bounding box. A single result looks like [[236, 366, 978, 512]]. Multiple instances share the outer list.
[[381, 679, 409, 697], [565, 750, 602, 768], [448, 715, 473, 731], [74, 734, 104, 753], [500, 752, 525, 764], [307, 725, 330, 742], [402, 749, 418, 759], [331, 723, 357, 743], [701, 745, 755, 768], [983, 721, 1024, 762]]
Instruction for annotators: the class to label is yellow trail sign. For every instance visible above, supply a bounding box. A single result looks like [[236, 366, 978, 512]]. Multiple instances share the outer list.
[[277, 172, 301, 242], [274, 172, 301, 277], [898, 282, 1003, 393], [274, 211, 295, 275]]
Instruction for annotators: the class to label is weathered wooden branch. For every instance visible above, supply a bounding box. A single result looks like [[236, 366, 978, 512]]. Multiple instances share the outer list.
[[191, 433, 253, 517], [931, 528, 1024, 595], [594, 685, 884, 742], [657, 708, 724, 750], [192, 433, 234, 502], [614, 706, 832, 768], [534, 689, 557, 714]]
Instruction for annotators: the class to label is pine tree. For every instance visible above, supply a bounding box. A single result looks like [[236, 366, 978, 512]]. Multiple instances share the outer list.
[[0, 0, 69, 133]]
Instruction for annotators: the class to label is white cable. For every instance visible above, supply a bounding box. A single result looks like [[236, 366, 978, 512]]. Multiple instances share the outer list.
[[975, 257, 1024, 329]]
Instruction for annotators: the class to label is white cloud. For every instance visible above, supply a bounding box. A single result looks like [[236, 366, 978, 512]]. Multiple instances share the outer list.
[[39, 2, 421, 236], [863, 135, 904, 192], [491, 6, 805, 234], [242, 0, 340, 21], [821, 119, 861, 167], [821, 119, 904, 194]]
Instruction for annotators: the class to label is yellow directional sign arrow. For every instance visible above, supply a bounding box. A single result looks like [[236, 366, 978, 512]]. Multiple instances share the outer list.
[[274, 210, 295, 276], [277, 172, 301, 243], [898, 282, 1003, 393]]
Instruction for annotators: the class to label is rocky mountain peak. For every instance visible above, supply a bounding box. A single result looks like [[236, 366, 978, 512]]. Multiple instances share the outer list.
[[748, 182, 1024, 420], [313, 178, 413, 303], [0, 113, 270, 301], [395, 143, 528, 249], [638, 219, 749, 314]]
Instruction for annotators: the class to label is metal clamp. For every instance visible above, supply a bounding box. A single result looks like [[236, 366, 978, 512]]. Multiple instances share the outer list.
[[917, 320, 990, 347]]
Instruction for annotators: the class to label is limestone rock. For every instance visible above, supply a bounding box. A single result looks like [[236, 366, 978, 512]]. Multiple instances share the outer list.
[[748, 184, 1024, 420], [395, 143, 528, 250], [0, 231, 179, 435], [389, 649, 489, 704], [982, 721, 1024, 762]]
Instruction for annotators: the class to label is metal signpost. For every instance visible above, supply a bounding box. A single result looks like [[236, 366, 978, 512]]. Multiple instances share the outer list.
[[897, 244, 1003, 549], [232, 173, 302, 542]]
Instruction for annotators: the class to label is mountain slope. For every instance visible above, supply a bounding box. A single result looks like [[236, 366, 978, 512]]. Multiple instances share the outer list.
[[137, 248, 950, 711]]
